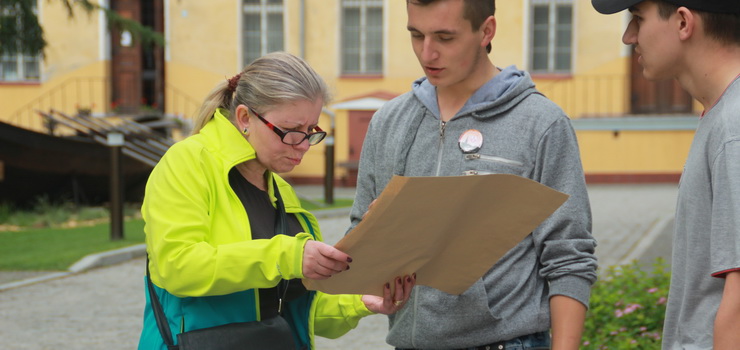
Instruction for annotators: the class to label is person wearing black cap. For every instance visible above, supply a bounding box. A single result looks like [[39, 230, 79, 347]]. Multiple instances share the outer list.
[[592, 1, 740, 349]]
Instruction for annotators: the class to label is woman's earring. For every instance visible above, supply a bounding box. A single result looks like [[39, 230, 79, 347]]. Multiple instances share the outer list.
[[242, 127, 249, 135]]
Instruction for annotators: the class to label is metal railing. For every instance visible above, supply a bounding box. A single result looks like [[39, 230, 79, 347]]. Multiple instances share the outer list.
[[7, 78, 202, 133], [165, 83, 201, 121], [37, 109, 174, 167], [7, 74, 630, 130], [535, 74, 630, 119], [9, 77, 109, 131]]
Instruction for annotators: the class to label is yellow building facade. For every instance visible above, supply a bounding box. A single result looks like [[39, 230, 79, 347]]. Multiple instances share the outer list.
[[1, 0, 698, 186]]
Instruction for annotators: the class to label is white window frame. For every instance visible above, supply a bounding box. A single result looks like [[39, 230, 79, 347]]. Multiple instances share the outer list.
[[242, 0, 284, 67], [340, 0, 384, 75], [529, 0, 573, 74], [0, 1, 41, 82]]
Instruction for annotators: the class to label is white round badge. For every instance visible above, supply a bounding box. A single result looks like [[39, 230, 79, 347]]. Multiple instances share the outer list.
[[458, 129, 483, 153]]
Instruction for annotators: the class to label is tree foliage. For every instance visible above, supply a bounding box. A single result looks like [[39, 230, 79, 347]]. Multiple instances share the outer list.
[[0, 0, 164, 56], [0, 0, 45, 55]]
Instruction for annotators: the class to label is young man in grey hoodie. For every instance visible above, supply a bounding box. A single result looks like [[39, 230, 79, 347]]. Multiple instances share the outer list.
[[592, 1, 740, 349], [348, 1, 598, 349]]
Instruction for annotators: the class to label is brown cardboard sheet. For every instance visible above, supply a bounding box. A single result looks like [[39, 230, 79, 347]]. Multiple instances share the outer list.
[[303, 174, 569, 297]]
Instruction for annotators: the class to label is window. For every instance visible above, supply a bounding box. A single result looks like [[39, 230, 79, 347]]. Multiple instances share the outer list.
[[341, 0, 383, 75], [242, 0, 284, 67], [1, 54, 40, 81], [0, 2, 41, 81], [530, 0, 573, 73]]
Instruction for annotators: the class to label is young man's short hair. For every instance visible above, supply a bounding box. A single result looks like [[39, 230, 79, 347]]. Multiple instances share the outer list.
[[655, 0, 740, 46], [407, 0, 496, 53]]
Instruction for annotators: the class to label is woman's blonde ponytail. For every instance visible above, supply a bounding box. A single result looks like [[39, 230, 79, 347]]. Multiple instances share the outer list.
[[190, 80, 233, 135]]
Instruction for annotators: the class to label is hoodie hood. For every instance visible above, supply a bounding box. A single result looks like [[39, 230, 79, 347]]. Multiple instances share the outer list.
[[411, 65, 536, 120]]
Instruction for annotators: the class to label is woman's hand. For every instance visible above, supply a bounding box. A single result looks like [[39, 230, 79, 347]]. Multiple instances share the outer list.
[[302, 240, 352, 280], [362, 274, 416, 315]]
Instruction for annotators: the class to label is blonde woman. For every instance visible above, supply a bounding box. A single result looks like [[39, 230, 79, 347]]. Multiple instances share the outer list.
[[138, 52, 414, 350]]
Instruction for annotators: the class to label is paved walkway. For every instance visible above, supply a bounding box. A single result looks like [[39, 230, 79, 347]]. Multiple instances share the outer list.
[[0, 183, 678, 350]]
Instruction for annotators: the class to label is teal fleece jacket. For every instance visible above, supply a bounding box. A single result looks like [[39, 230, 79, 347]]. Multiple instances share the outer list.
[[138, 109, 372, 350]]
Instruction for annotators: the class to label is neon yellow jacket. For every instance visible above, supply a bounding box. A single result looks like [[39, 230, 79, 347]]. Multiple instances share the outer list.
[[138, 109, 372, 349]]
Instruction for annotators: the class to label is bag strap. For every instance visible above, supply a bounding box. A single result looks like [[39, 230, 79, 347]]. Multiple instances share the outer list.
[[272, 177, 288, 235], [146, 257, 178, 350], [145, 177, 288, 348], [271, 178, 291, 315]]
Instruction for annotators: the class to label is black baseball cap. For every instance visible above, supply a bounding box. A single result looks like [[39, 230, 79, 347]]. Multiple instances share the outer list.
[[592, 0, 740, 15]]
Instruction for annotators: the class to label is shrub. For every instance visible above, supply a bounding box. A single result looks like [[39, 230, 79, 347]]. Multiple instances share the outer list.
[[582, 258, 671, 350], [77, 206, 110, 221], [6, 211, 39, 227], [0, 202, 11, 224], [0, 198, 124, 229], [32, 195, 73, 227]]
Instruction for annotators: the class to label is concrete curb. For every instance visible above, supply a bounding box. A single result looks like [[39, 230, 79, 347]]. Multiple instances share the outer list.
[[0, 207, 352, 292], [0, 244, 148, 292], [0, 271, 72, 292], [69, 244, 147, 273]]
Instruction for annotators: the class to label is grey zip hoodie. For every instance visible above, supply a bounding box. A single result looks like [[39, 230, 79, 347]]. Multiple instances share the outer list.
[[348, 66, 598, 349]]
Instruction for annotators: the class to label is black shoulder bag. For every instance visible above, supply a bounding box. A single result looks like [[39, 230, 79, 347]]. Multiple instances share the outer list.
[[146, 179, 296, 350]]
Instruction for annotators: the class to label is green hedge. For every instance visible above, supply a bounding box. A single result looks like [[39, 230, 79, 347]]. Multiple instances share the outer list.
[[582, 258, 671, 349]]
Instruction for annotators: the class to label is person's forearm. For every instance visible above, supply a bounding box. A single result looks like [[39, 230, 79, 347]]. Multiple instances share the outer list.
[[714, 271, 740, 350], [550, 295, 586, 350]]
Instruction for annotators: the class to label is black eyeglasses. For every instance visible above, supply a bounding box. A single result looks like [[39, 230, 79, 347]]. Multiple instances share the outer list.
[[249, 108, 327, 146]]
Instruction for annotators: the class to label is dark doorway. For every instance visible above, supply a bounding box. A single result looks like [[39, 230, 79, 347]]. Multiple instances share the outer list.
[[341, 110, 374, 186], [141, 0, 165, 112], [110, 0, 164, 114], [348, 110, 374, 164]]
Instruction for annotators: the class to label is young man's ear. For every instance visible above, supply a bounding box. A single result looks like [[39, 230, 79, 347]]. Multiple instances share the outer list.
[[676, 7, 696, 41], [481, 16, 497, 50]]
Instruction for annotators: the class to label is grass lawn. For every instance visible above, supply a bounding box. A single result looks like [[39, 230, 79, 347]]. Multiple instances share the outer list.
[[0, 219, 146, 271], [0, 198, 353, 271], [299, 198, 354, 211]]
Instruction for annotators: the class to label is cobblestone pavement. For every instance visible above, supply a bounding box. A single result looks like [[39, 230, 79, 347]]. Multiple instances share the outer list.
[[587, 183, 677, 267], [0, 256, 145, 350], [0, 184, 678, 350]]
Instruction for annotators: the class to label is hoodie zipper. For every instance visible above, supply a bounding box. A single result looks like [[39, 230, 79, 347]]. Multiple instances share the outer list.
[[413, 121, 446, 347], [464, 153, 524, 167], [435, 120, 447, 176], [411, 286, 419, 348], [463, 170, 495, 176]]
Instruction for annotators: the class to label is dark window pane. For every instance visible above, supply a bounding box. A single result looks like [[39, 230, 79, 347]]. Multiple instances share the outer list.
[[343, 53, 360, 73], [534, 28, 549, 48], [532, 51, 548, 71], [532, 5, 550, 71], [557, 5, 572, 25], [556, 28, 571, 48], [366, 7, 383, 73], [342, 8, 361, 73], [556, 52, 571, 71], [2, 55, 18, 81], [534, 6, 549, 26], [243, 13, 261, 65], [267, 13, 283, 53], [24, 56, 39, 79]]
